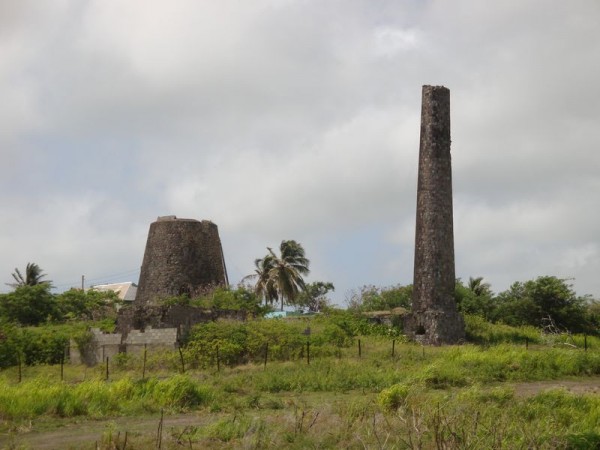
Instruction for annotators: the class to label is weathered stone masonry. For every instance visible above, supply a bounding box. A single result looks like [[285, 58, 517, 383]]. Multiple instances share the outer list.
[[70, 327, 179, 365], [74, 306, 248, 366], [71, 216, 238, 365], [135, 216, 229, 306], [404, 85, 465, 345]]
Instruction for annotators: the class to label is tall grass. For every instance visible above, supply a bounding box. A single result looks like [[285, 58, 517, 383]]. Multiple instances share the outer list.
[[0, 375, 216, 420], [2, 317, 600, 448], [3, 342, 598, 422], [373, 384, 600, 450]]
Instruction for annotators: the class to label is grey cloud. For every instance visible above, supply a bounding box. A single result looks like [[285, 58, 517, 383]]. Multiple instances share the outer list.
[[1, 1, 600, 302]]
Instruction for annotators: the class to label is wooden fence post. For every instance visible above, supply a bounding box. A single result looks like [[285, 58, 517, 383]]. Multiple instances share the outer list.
[[178, 347, 185, 374], [392, 339, 395, 357], [358, 339, 362, 358], [216, 345, 220, 372], [156, 408, 164, 449], [142, 344, 147, 379], [105, 356, 109, 381], [263, 342, 268, 369]]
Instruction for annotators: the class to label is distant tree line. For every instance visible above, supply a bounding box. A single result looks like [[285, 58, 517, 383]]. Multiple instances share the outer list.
[[348, 276, 599, 335], [3, 260, 598, 337], [0, 263, 120, 326]]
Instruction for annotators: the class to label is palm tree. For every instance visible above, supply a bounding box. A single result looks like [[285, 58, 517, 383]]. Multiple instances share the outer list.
[[243, 255, 278, 306], [245, 240, 310, 311], [468, 276, 491, 297], [8, 263, 52, 288], [267, 240, 310, 311]]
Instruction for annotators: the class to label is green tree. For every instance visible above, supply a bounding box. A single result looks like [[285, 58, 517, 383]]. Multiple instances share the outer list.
[[493, 276, 590, 332], [7, 263, 52, 288], [295, 281, 335, 312], [244, 255, 278, 307], [455, 277, 494, 319], [268, 240, 310, 311], [347, 284, 412, 312], [55, 288, 121, 322], [0, 284, 57, 325], [585, 300, 600, 332], [468, 276, 492, 297], [249, 240, 310, 311]]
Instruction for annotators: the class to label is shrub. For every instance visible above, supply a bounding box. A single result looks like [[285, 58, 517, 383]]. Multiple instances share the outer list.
[[378, 383, 411, 411], [0, 322, 80, 367], [465, 315, 540, 345], [0, 375, 216, 420]]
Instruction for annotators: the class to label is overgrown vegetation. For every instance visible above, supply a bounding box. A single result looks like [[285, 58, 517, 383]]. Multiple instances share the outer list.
[[349, 276, 599, 335], [160, 285, 269, 316], [0, 321, 94, 368], [456, 276, 596, 333], [2, 263, 600, 448], [1, 333, 600, 449], [0, 285, 120, 326], [0, 375, 215, 420]]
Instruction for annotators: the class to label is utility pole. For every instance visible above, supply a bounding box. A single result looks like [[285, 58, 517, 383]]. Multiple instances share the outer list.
[[81, 275, 85, 290]]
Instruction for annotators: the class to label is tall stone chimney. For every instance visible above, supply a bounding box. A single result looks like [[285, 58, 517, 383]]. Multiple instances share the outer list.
[[135, 216, 229, 306], [404, 85, 465, 345]]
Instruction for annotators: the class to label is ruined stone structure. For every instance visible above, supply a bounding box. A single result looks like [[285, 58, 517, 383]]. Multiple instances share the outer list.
[[404, 85, 465, 345], [116, 304, 248, 336], [72, 306, 249, 366], [69, 327, 179, 366], [69, 328, 122, 366], [76, 216, 240, 366], [123, 326, 179, 356], [135, 216, 229, 306]]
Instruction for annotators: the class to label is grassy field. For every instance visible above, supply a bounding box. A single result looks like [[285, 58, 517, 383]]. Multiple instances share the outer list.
[[1, 331, 600, 449]]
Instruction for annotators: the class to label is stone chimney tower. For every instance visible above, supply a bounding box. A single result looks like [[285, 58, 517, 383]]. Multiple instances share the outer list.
[[404, 85, 465, 345], [135, 216, 229, 306]]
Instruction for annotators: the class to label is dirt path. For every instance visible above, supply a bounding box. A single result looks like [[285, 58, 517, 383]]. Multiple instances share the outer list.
[[511, 377, 600, 397], [0, 412, 212, 450]]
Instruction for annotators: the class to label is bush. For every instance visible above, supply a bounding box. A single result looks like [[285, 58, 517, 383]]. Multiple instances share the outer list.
[[378, 383, 411, 411], [0, 285, 58, 325], [0, 375, 217, 420], [0, 322, 81, 367], [347, 285, 412, 312], [162, 286, 268, 316], [465, 315, 540, 345]]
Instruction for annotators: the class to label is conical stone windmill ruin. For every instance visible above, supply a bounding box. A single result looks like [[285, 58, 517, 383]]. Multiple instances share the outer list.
[[115, 215, 234, 334], [403, 85, 465, 345], [135, 216, 229, 306], [77, 216, 233, 364]]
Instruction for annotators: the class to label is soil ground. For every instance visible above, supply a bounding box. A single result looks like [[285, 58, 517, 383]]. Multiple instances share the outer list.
[[511, 378, 600, 397], [0, 413, 212, 449]]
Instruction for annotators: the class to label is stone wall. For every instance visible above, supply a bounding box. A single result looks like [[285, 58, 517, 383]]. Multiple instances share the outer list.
[[70, 328, 122, 365], [135, 216, 229, 306], [69, 326, 179, 365], [71, 305, 247, 366], [123, 326, 178, 356], [116, 304, 248, 336], [404, 85, 465, 345]]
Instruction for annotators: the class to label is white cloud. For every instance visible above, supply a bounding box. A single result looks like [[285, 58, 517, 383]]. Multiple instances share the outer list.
[[372, 27, 421, 56]]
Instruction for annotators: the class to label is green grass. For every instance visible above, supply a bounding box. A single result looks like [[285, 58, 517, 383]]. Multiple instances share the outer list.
[[0, 375, 218, 420], [1, 325, 600, 448]]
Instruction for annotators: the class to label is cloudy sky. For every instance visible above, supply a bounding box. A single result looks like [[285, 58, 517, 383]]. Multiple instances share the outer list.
[[2, 0, 599, 304]]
